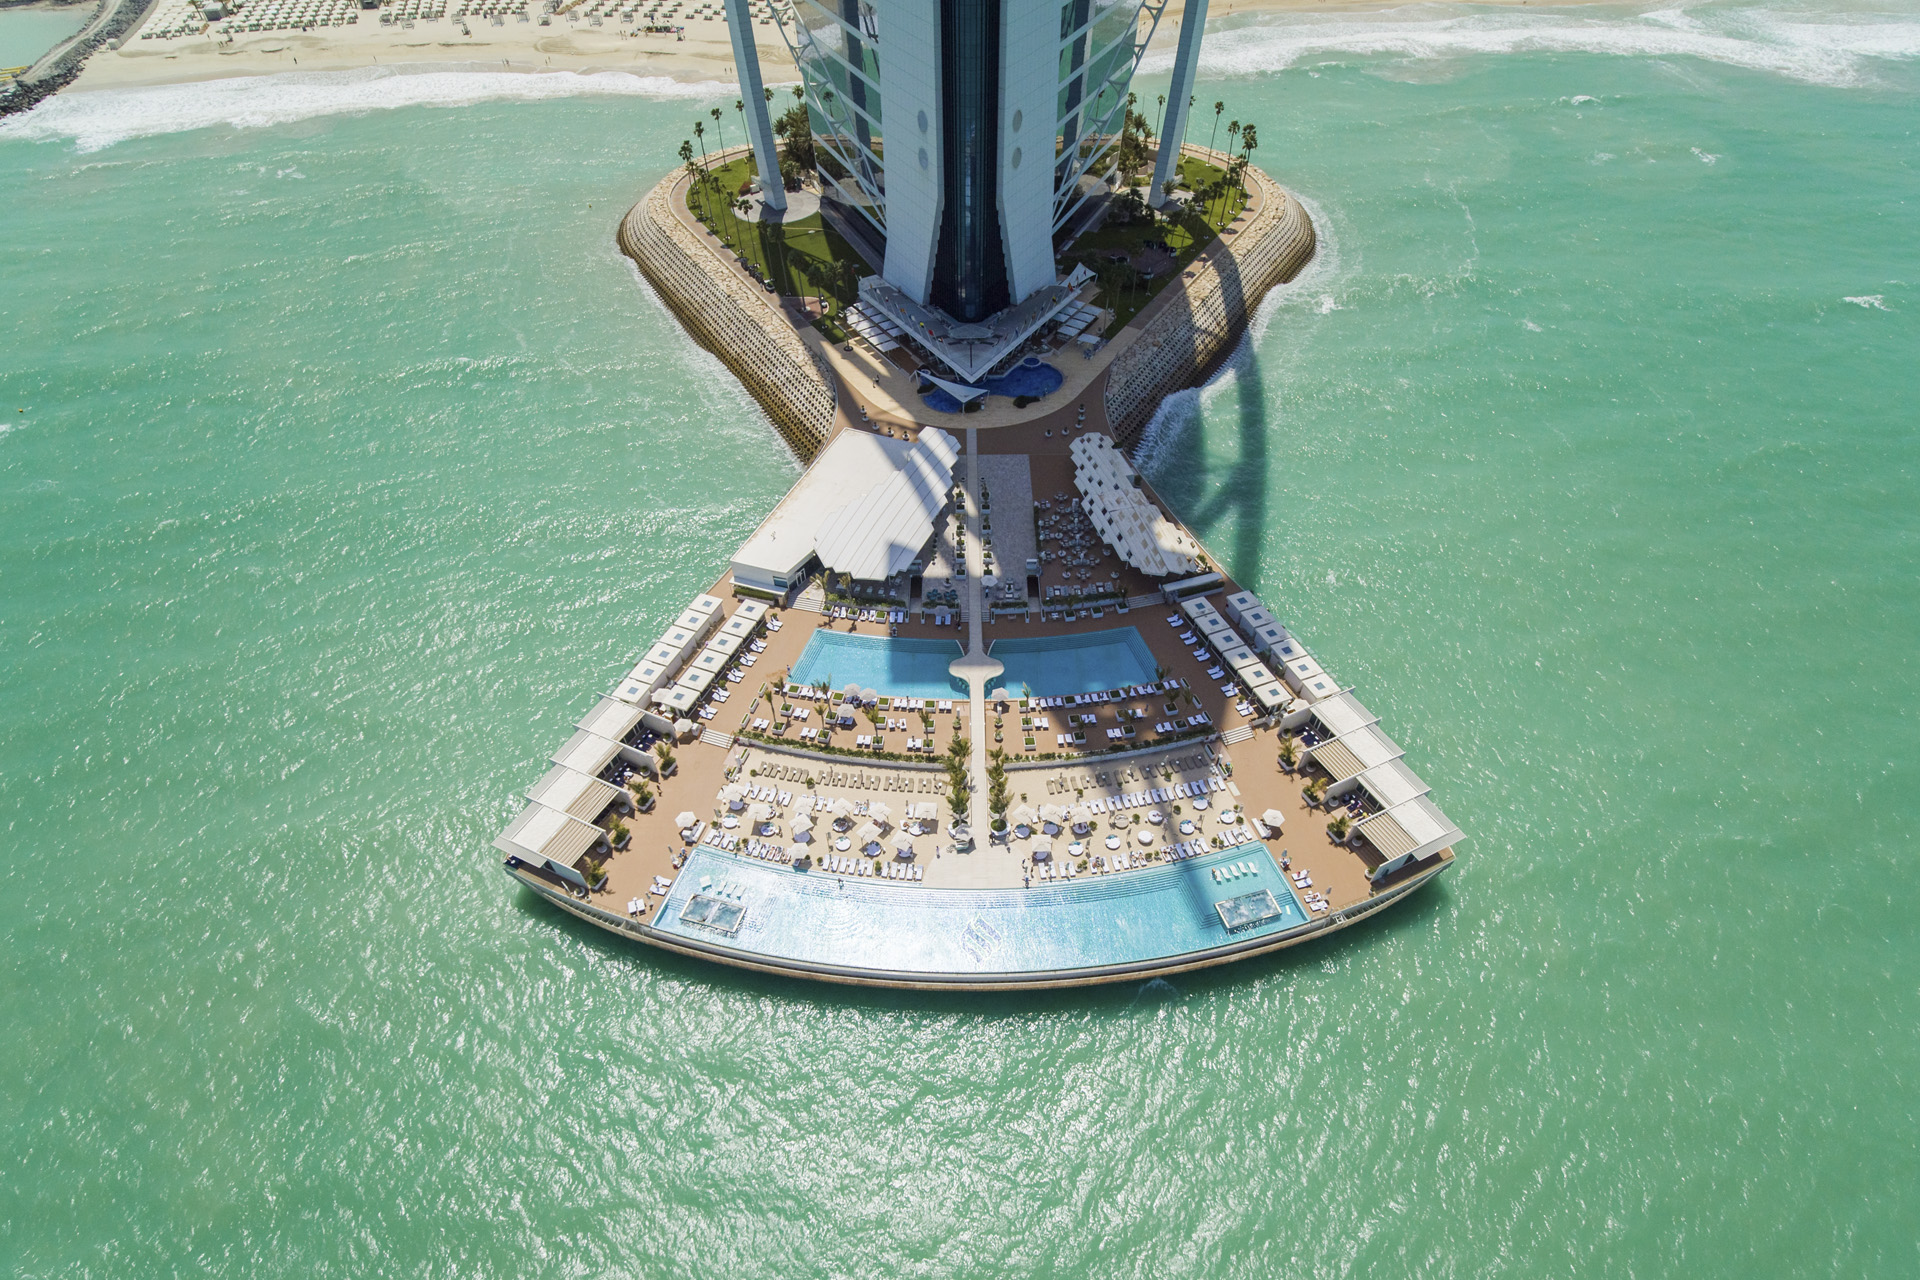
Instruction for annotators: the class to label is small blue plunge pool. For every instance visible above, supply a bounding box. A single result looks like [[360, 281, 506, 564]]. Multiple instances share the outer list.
[[921, 359, 1065, 414]]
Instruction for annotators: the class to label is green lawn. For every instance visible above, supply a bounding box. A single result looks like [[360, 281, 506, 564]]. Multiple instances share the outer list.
[[684, 155, 870, 339], [1058, 156, 1250, 328], [682, 152, 1253, 336]]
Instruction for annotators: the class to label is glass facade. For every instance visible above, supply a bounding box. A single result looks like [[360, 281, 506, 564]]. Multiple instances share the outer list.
[[775, 0, 1158, 315], [931, 0, 1008, 321]]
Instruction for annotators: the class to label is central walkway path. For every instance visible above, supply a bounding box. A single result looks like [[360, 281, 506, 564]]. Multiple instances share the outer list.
[[948, 428, 1004, 862]]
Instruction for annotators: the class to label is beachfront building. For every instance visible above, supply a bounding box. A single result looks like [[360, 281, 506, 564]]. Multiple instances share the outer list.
[[734, 0, 1202, 378], [729, 425, 961, 601]]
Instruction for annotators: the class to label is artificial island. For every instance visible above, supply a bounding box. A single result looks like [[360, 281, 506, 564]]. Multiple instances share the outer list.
[[497, 0, 1461, 988]]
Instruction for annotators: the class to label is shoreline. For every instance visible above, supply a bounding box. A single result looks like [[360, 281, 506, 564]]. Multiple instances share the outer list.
[[65, 0, 1613, 94]]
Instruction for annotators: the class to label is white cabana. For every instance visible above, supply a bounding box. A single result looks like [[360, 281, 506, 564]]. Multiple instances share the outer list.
[[1031, 835, 1054, 859], [651, 685, 700, 715], [549, 729, 622, 779], [526, 765, 621, 823]]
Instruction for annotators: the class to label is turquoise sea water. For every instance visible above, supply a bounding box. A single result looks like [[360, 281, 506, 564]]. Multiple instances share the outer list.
[[4, 6, 1919, 1275], [0, 5, 85, 68]]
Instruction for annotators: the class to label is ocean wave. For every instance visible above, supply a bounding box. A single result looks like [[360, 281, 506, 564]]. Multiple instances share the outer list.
[[1, 65, 734, 152], [1133, 192, 1344, 475], [1142, 4, 1920, 88]]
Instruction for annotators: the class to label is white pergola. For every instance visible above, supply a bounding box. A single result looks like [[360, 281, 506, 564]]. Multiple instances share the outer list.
[[1069, 435, 1204, 578]]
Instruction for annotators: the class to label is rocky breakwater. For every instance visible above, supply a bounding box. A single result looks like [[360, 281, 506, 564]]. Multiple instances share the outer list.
[[617, 156, 838, 463], [1102, 154, 1317, 448]]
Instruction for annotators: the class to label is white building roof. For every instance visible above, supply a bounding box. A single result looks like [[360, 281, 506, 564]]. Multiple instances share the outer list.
[[494, 802, 601, 872], [526, 765, 621, 823], [733, 428, 960, 586], [575, 696, 642, 743], [550, 729, 621, 778], [815, 428, 961, 582]]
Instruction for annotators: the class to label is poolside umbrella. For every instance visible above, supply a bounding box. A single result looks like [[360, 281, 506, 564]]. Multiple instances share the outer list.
[[673, 718, 695, 739], [1008, 804, 1038, 829], [1039, 803, 1066, 827], [854, 821, 883, 848], [866, 801, 893, 828], [675, 811, 699, 830], [791, 813, 815, 837], [891, 832, 915, 858], [720, 782, 746, 810], [1031, 835, 1053, 861], [1260, 808, 1287, 832], [1068, 806, 1093, 833], [747, 802, 774, 824], [909, 801, 937, 824], [828, 797, 855, 819]]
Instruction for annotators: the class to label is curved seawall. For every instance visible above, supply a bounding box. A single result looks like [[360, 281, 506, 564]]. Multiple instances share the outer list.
[[1103, 155, 1318, 448], [616, 162, 839, 462]]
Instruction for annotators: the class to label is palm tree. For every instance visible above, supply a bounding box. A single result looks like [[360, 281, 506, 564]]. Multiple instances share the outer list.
[[693, 119, 710, 223], [711, 105, 725, 156], [1208, 100, 1224, 156], [1154, 92, 1167, 142]]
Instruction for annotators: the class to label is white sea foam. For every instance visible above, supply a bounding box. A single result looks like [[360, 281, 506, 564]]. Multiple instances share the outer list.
[[1843, 294, 1892, 310], [1, 66, 733, 152], [1133, 192, 1343, 475], [1142, 4, 1920, 89]]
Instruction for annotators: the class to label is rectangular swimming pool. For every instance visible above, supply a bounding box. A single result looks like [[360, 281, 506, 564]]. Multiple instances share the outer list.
[[788, 631, 966, 698], [988, 627, 1160, 698], [652, 842, 1310, 977]]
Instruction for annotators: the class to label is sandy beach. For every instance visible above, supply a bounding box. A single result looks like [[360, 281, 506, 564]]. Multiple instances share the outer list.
[[71, 0, 1601, 92]]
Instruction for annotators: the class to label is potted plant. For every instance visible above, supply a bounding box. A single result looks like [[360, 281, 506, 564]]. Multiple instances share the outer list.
[[1278, 734, 1299, 774], [582, 856, 608, 893], [605, 817, 631, 850], [631, 781, 656, 813], [1327, 813, 1353, 843], [654, 743, 677, 777], [1303, 779, 1325, 808]]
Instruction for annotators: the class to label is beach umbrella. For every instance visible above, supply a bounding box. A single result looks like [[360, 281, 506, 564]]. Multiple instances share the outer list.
[[1031, 835, 1053, 858], [675, 811, 699, 829], [909, 801, 937, 823], [891, 832, 915, 856], [854, 821, 883, 847], [1008, 803, 1039, 828], [1039, 803, 1066, 825], [792, 813, 815, 834], [747, 801, 774, 823], [866, 801, 892, 828], [828, 797, 855, 819], [1261, 808, 1287, 832], [719, 782, 746, 809]]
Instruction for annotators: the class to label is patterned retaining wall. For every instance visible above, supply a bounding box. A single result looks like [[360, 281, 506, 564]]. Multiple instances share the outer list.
[[617, 165, 838, 462], [1103, 157, 1318, 448]]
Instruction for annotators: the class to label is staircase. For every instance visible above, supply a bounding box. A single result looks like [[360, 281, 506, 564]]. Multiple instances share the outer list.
[[1219, 725, 1255, 746], [700, 729, 735, 749], [793, 583, 827, 614]]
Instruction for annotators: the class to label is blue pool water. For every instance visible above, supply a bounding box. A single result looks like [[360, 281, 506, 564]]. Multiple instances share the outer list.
[[920, 359, 1065, 413], [655, 842, 1306, 975], [788, 630, 966, 697], [989, 627, 1160, 697]]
